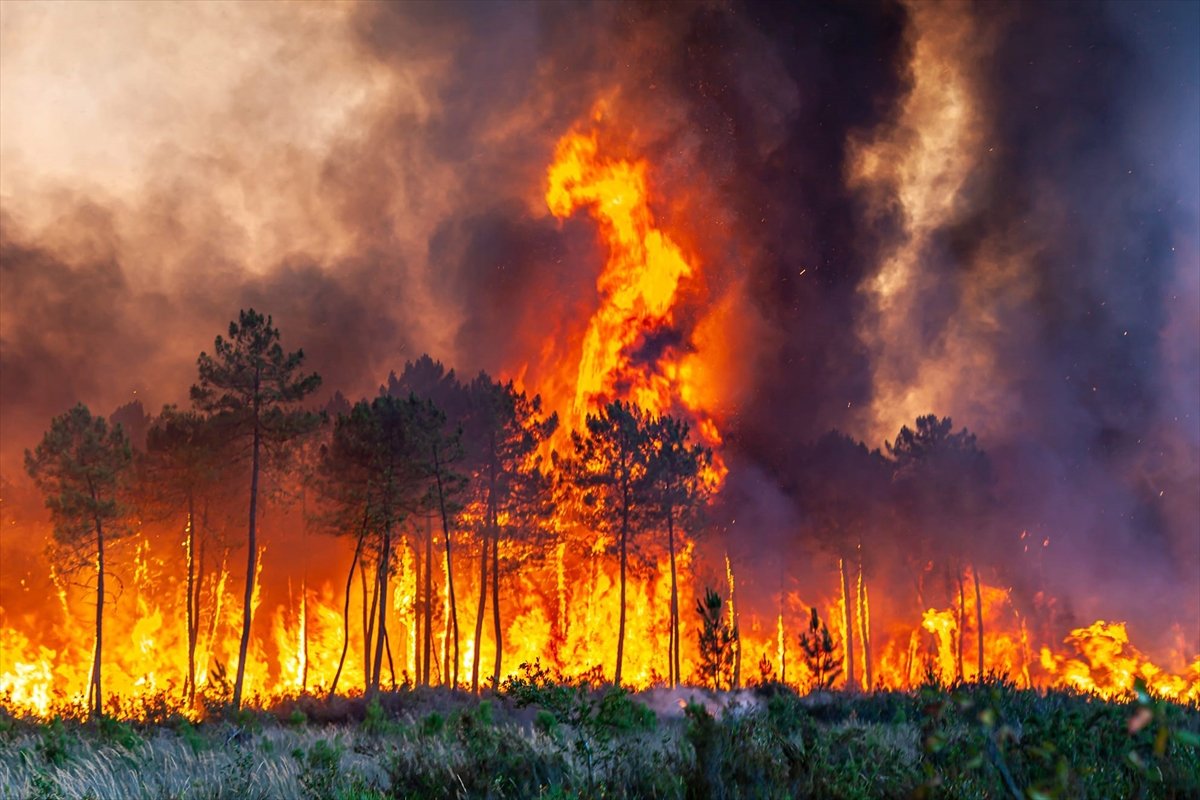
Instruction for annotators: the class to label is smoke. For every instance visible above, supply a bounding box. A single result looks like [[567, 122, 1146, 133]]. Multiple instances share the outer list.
[[1, 0, 1197, 654]]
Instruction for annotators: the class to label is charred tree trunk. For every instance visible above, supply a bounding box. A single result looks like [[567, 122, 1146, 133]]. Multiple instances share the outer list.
[[491, 502, 502, 690], [667, 507, 680, 688], [191, 507, 206, 703], [360, 558, 373, 688], [369, 526, 392, 697], [423, 514, 433, 687], [956, 566, 966, 682], [184, 492, 197, 703], [857, 554, 872, 691], [300, 489, 309, 693], [471, 484, 491, 693], [91, 516, 105, 719], [973, 564, 984, 684], [329, 510, 369, 698], [840, 557, 857, 691], [384, 626, 397, 690], [615, 457, 629, 686], [233, 390, 261, 710], [434, 444, 459, 688]]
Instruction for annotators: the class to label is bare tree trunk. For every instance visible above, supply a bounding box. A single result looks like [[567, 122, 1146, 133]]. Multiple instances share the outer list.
[[956, 566, 966, 682], [472, 523, 489, 692], [369, 526, 392, 697], [726, 555, 740, 689], [329, 513, 368, 698], [360, 558, 372, 689], [191, 507, 206, 702], [615, 469, 629, 685], [434, 444, 459, 687], [384, 626, 397, 690], [233, 406, 261, 710], [667, 508, 680, 688], [473, 457, 496, 693], [92, 519, 105, 718], [973, 564, 984, 684], [423, 515, 433, 687], [300, 489, 308, 693], [412, 530, 421, 684], [857, 556, 872, 691], [491, 506, 502, 690], [185, 492, 197, 703], [840, 558, 857, 691]]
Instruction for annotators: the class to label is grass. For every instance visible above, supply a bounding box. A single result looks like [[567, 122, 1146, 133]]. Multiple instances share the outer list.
[[0, 675, 1196, 799]]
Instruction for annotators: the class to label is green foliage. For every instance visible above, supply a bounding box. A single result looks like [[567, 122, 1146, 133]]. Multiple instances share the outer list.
[[96, 714, 140, 749], [37, 717, 72, 766], [798, 606, 842, 690], [695, 588, 738, 691], [502, 660, 657, 793], [24, 403, 133, 557], [295, 737, 344, 800], [4, 682, 1197, 799]]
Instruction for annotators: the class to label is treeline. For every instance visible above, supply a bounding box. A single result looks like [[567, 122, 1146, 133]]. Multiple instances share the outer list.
[[23, 309, 1000, 718], [23, 310, 718, 716]]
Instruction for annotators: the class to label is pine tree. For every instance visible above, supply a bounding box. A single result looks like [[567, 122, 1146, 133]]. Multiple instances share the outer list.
[[25, 404, 133, 718], [644, 415, 711, 687], [695, 587, 738, 690], [798, 607, 842, 691], [562, 401, 653, 685], [190, 309, 321, 708]]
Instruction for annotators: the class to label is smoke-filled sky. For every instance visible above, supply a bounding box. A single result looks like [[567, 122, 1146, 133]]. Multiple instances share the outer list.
[[2, 1, 1197, 642]]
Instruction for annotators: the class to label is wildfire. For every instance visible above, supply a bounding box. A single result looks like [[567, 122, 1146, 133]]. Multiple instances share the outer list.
[[544, 111, 726, 485], [0, 109, 1196, 721]]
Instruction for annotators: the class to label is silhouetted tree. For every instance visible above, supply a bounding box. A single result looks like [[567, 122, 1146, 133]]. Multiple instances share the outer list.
[[561, 401, 654, 685], [888, 415, 993, 682], [190, 309, 321, 708], [386, 357, 466, 686], [798, 607, 842, 691], [694, 587, 738, 690], [644, 415, 711, 688], [460, 374, 557, 692], [144, 406, 227, 703], [793, 431, 890, 690], [25, 404, 133, 717]]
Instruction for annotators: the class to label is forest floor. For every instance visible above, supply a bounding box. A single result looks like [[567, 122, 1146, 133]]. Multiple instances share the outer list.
[[1, 672, 1197, 799]]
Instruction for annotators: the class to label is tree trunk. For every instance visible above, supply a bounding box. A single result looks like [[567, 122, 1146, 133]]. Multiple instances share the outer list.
[[329, 512, 369, 698], [491, 503, 502, 690], [365, 554, 381, 689], [369, 526, 392, 697], [840, 558, 856, 691], [191, 507, 206, 702], [413, 531, 421, 684], [233, 406, 261, 711], [423, 514, 433, 687], [360, 558, 373, 688], [973, 564, 984, 684], [384, 626, 397, 690], [434, 444, 459, 688], [956, 566, 966, 682], [300, 489, 308, 693], [615, 463, 629, 686], [857, 558, 872, 691], [185, 492, 197, 703], [92, 518, 105, 718], [472, 522, 488, 693], [473, 456, 496, 693], [667, 508, 680, 688], [726, 555, 740, 689]]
